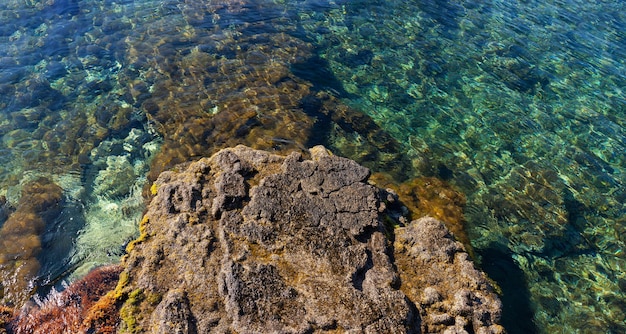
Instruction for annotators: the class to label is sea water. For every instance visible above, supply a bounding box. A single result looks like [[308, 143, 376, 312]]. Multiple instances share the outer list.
[[0, 0, 624, 332]]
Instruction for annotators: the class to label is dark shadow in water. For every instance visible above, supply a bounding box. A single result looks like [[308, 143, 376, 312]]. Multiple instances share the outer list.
[[299, 93, 330, 148], [477, 247, 539, 334], [299, 90, 415, 182], [437, 163, 454, 180], [291, 40, 416, 181], [49, 0, 80, 17], [414, 0, 465, 34], [36, 201, 87, 296], [291, 51, 352, 147], [563, 188, 588, 231], [291, 55, 353, 99], [0, 197, 11, 230], [541, 188, 596, 260]]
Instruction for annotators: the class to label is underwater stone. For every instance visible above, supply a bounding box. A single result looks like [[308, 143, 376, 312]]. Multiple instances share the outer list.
[[0, 67, 26, 85], [0, 177, 63, 307], [44, 61, 68, 80], [92, 156, 136, 199]]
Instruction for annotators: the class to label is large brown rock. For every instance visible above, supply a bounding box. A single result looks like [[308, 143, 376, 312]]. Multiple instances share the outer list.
[[117, 146, 504, 333]]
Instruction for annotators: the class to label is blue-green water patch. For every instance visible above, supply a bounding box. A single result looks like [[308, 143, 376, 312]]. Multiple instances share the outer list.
[[295, 0, 626, 332]]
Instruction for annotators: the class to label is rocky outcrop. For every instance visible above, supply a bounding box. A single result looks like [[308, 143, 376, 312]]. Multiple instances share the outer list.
[[395, 218, 503, 334], [112, 145, 504, 333]]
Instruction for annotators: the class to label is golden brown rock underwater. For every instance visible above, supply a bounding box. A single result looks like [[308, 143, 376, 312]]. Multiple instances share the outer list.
[[0, 178, 63, 308]]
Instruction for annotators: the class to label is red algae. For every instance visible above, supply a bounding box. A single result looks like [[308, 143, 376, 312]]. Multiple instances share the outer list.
[[81, 290, 122, 334], [8, 265, 122, 334]]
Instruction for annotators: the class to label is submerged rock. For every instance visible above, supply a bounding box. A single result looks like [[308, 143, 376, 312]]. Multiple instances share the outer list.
[[113, 146, 504, 333], [0, 177, 63, 307]]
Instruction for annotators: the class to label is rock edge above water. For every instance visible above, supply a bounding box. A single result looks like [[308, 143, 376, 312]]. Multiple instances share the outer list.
[[118, 145, 504, 334]]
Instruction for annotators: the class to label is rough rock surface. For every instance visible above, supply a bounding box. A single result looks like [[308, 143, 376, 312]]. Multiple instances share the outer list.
[[395, 218, 504, 334], [118, 145, 504, 333]]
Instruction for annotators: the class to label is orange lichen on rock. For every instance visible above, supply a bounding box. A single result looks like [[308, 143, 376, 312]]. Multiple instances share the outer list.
[[8, 265, 122, 334], [0, 177, 63, 307], [370, 173, 472, 254], [81, 290, 122, 334]]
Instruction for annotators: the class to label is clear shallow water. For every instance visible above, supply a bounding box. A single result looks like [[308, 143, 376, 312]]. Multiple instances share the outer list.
[[0, 0, 624, 332]]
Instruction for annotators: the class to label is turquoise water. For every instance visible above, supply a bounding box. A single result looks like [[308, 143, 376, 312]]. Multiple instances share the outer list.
[[0, 0, 625, 332]]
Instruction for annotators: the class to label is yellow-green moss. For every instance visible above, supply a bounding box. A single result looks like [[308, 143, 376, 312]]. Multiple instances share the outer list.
[[149, 183, 159, 196], [114, 271, 130, 298], [119, 289, 144, 333], [145, 292, 162, 306], [139, 216, 149, 236], [125, 216, 150, 254]]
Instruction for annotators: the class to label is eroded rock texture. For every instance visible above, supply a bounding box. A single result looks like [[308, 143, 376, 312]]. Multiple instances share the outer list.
[[118, 146, 504, 333], [395, 218, 504, 334]]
